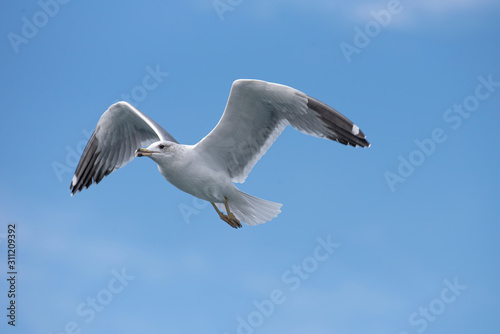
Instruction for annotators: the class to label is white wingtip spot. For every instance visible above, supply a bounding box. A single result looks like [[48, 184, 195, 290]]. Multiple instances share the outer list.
[[72, 175, 78, 186], [352, 124, 360, 136]]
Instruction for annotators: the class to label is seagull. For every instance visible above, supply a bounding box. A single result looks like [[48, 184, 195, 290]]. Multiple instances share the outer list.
[[70, 79, 370, 228]]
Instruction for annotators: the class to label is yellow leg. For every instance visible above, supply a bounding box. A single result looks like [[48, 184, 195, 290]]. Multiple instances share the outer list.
[[211, 198, 241, 229], [224, 197, 240, 226], [211, 202, 225, 218]]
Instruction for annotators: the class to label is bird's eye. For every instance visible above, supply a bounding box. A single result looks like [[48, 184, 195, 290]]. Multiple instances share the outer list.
[[159, 144, 165, 149]]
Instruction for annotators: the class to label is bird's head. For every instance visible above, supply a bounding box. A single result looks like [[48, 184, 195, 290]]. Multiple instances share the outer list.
[[135, 141, 176, 162]]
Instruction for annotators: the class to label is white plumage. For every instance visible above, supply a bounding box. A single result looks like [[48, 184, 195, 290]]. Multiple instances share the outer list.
[[70, 79, 370, 228]]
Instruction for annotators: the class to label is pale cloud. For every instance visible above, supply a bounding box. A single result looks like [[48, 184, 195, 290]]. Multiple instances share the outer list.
[[352, 0, 500, 29], [204, 0, 498, 29]]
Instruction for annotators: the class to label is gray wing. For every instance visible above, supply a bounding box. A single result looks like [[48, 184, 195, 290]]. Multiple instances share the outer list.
[[70, 101, 177, 195], [194, 79, 369, 183]]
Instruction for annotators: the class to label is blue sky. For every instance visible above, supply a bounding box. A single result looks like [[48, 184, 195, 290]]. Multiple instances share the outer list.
[[1, 0, 499, 333]]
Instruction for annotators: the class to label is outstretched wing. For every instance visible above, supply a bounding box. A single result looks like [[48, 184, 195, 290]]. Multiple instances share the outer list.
[[194, 79, 369, 183], [70, 101, 177, 195]]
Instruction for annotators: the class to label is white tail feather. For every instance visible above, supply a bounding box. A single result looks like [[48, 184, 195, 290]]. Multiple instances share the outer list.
[[216, 190, 282, 226]]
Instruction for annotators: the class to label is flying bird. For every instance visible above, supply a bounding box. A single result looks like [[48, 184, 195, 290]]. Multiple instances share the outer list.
[[70, 79, 370, 228]]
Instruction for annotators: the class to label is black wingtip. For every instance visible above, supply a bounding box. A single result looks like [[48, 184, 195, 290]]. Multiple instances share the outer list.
[[307, 97, 370, 148], [69, 179, 80, 196]]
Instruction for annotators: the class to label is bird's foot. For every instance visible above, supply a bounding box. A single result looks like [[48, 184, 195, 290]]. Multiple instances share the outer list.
[[227, 212, 242, 228], [218, 212, 242, 229], [211, 201, 242, 229]]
